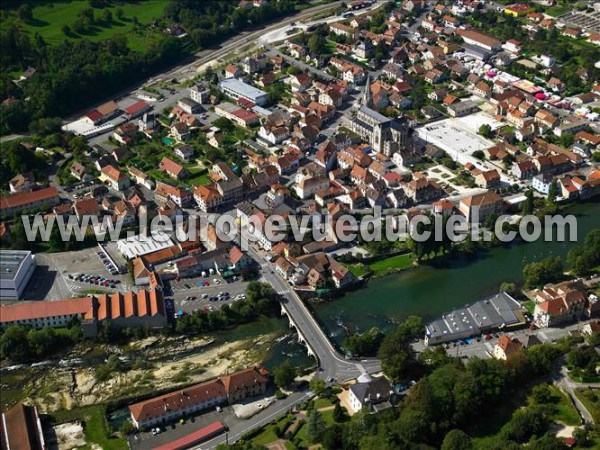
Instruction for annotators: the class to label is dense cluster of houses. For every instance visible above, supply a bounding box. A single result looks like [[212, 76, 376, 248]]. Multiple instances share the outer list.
[[2, 0, 600, 298]]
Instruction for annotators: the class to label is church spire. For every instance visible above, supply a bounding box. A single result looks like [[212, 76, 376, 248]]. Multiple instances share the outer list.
[[362, 73, 372, 108]]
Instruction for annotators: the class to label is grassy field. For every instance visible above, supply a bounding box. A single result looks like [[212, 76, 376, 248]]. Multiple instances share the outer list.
[[5, 0, 167, 51], [52, 405, 128, 450], [369, 253, 415, 276], [545, 5, 569, 17], [575, 389, 600, 423], [543, 385, 581, 426], [346, 264, 369, 278]]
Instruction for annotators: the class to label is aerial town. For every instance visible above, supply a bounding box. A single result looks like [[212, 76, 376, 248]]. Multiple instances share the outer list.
[[1, 0, 600, 449]]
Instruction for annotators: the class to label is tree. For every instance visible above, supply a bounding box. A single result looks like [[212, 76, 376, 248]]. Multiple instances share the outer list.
[[115, 7, 124, 20], [501, 406, 549, 443], [522, 256, 564, 288], [309, 378, 326, 396], [473, 149, 485, 160], [102, 9, 113, 24], [343, 327, 384, 356], [213, 117, 235, 133], [547, 179, 559, 204], [308, 34, 325, 55], [273, 359, 296, 388], [18, 4, 33, 22], [500, 282, 520, 298], [567, 229, 600, 276], [307, 410, 326, 443], [333, 402, 345, 422], [62, 24, 72, 36], [0, 326, 32, 362], [478, 124, 492, 138], [322, 424, 344, 450], [441, 429, 473, 450], [531, 383, 552, 404], [522, 189, 534, 215]]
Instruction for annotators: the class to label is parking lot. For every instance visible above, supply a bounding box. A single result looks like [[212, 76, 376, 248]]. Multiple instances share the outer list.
[[413, 319, 598, 360], [26, 248, 135, 300], [129, 390, 281, 450], [166, 274, 250, 315]]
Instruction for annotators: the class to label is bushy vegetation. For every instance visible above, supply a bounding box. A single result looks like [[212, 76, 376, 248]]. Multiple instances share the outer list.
[[174, 282, 279, 334], [343, 326, 385, 357], [0, 321, 83, 362], [0, 0, 299, 135]]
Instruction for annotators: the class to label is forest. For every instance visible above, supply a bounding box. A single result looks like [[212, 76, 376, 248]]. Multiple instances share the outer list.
[[0, 0, 298, 135]]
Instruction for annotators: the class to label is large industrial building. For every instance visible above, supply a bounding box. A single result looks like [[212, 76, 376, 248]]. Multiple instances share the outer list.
[[0, 250, 36, 300], [116, 232, 175, 259], [218, 78, 268, 106], [0, 288, 167, 336], [425, 292, 526, 345]]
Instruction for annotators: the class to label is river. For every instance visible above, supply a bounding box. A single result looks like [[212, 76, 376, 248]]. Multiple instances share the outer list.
[[314, 200, 600, 346]]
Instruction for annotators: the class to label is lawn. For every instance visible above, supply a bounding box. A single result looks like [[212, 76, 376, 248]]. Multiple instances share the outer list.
[[52, 405, 128, 450], [575, 389, 600, 423], [542, 385, 581, 426], [346, 263, 369, 278], [545, 5, 570, 17], [252, 425, 279, 446], [7, 0, 167, 51], [313, 397, 335, 410], [369, 253, 415, 276], [186, 165, 212, 186]]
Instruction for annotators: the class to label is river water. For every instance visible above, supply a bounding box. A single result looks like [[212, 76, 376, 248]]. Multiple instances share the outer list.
[[313, 200, 600, 346]]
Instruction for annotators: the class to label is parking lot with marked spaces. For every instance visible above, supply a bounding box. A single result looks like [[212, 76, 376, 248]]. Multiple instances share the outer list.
[[166, 275, 250, 315], [27, 248, 135, 300]]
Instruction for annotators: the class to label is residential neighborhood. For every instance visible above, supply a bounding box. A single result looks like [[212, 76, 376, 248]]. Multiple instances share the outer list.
[[1, 0, 600, 449]]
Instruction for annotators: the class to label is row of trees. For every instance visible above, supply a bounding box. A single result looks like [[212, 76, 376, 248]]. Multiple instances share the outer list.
[[174, 282, 279, 335], [521, 228, 600, 288], [0, 321, 83, 362]]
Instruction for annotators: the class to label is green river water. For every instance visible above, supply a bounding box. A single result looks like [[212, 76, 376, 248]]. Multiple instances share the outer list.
[[314, 200, 600, 346]]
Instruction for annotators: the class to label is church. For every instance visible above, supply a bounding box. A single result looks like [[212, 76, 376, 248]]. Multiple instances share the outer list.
[[348, 75, 411, 156]]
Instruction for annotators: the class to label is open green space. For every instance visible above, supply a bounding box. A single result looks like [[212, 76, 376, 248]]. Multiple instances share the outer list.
[[546, 5, 567, 17], [52, 405, 128, 450], [575, 389, 600, 423], [313, 397, 335, 410], [346, 263, 369, 278], [4, 0, 167, 51], [368, 253, 415, 276], [540, 385, 581, 426]]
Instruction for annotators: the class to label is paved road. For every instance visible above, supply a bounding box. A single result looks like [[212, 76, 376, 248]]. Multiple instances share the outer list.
[[196, 390, 313, 450], [244, 241, 382, 382], [553, 358, 600, 425]]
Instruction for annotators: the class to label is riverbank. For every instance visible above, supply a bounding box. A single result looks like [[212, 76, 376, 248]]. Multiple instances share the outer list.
[[1, 317, 315, 414], [316, 200, 600, 346]]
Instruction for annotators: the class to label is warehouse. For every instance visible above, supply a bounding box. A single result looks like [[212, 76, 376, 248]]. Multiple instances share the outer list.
[[0, 250, 36, 300], [116, 232, 175, 259], [218, 78, 268, 106]]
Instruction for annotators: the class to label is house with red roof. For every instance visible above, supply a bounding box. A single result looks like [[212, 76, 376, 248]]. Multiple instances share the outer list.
[[99, 165, 130, 191], [159, 157, 189, 180]]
